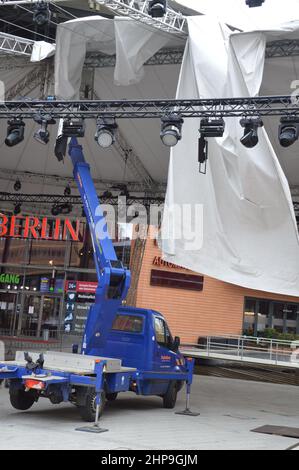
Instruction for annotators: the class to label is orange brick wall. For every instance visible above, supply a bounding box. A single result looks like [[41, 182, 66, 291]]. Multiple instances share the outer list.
[[135, 227, 299, 343]]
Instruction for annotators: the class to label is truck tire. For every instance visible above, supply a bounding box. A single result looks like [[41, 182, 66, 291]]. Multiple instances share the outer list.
[[78, 390, 106, 422], [163, 381, 178, 409], [106, 392, 118, 401], [9, 388, 36, 411]]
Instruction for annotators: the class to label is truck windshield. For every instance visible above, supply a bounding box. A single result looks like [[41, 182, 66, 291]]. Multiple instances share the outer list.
[[112, 314, 144, 333]]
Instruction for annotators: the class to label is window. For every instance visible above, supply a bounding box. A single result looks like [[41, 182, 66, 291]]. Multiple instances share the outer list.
[[154, 316, 172, 347], [243, 297, 299, 336], [151, 269, 204, 291], [112, 314, 143, 333]]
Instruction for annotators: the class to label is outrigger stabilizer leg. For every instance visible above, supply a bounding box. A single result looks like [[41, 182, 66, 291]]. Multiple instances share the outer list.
[[76, 361, 109, 433], [175, 358, 200, 417]]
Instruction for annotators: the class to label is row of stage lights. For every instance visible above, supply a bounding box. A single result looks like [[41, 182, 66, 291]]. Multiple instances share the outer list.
[[4, 114, 299, 154]]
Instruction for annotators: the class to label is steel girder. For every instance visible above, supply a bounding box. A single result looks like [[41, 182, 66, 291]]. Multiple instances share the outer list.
[[0, 96, 298, 119]]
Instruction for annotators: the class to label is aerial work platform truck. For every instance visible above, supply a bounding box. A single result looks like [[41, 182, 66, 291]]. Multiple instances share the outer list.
[[0, 138, 196, 429]]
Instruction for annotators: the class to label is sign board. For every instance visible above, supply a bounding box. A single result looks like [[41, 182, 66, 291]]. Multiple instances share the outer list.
[[0, 273, 20, 285], [65, 280, 98, 293], [0, 214, 83, 241]]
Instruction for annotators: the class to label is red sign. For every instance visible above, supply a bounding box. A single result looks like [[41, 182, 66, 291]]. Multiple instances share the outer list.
[[0, 214, 82, 241], [65, 280, 98, 293]]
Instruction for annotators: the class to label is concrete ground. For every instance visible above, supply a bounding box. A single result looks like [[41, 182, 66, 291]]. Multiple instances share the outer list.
[[0, 376, 298, 450]]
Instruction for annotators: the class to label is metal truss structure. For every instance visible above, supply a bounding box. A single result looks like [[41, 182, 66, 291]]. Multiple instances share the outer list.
[[0, 96, 298, 119], [85, 39, 299, 69], [266, 39, 299, 59], [0, 168, 166, 195], [0, 192, 165, 208], [94, 0, 187, 37], [0, 32, 34, 56], [6, 66, 49, 100]]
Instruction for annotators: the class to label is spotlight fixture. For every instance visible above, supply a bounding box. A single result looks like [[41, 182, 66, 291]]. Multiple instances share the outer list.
[[160, 114, 184, 147], [101, 190, 113, 199], [240, 117, 263, 148], [148, 0, 167, 18], [246, 0, 265, 7], [14, 179, 21, 192], [62, 118, 85, 138], [33, 113, 56, 145], [95, 117, 117, 148], [13, 203, 22, 215], [278, 116, 299, 148], [5, 118, 25, 147], [64, 185, 71, 196], [34, 121, 49, 144], [33, 1, 51, 27], [199, 118, 225, 138], [51, 202, 72, 216]]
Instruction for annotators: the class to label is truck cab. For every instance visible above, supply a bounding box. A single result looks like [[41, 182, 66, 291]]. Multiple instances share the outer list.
[[95, 306, 185, 374]]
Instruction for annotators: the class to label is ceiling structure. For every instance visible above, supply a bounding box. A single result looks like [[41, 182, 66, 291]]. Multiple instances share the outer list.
[[0, 1, 299, 218]]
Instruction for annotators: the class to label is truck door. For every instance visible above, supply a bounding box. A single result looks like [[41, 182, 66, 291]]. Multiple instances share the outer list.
[[153, 316, 176, 371]]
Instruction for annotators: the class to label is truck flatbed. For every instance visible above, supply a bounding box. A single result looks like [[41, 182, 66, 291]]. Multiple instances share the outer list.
[[1, 351, 136, 375]]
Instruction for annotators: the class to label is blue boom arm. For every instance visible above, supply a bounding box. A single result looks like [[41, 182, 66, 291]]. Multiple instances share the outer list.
[[68, 138, 131, 355]]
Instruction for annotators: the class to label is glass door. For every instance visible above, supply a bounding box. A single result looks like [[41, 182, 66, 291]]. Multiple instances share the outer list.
[[21, 295, 42, 336], [38, 296, 61, 339]]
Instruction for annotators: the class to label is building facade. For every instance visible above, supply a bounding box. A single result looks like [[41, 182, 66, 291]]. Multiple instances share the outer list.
[[134, 227, 299, 343], [1, 215, 299, 344], [0, 213, 131, 339]]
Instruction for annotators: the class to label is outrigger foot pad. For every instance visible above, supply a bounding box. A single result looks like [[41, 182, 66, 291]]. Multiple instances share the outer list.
[[75, 425, 109, 433], [175, 409, 200, 417]]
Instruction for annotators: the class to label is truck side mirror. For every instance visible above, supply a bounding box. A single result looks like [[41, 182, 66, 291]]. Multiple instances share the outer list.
[[173, 336, 180, 351]]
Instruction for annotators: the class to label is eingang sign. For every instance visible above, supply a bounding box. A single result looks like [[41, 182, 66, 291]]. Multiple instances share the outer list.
[[0, 214, 81, 241], [0, 273, 20, 285]]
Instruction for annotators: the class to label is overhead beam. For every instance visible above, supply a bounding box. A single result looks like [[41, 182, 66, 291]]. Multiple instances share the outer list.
[[0, 32, 34, 56], [93, 0, 187, 37], [0, 96, 298, 119], [0, 168, 166, 195], [0, 192, 165, 207]]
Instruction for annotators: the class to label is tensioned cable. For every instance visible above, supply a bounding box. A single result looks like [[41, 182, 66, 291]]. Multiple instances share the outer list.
[[0, 17, 53, 42]]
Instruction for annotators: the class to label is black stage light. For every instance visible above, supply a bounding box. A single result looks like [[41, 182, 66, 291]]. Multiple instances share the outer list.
[[95, 117, 117, 148], [246, 0, 265, 7], [5, 118, 25, 147], [51, 202, 72, 216], [160, 114, 184, 147], [14, 179, 21, 192], [33, 113, 56, 145], [148, 0, 167, 18], [34, 121, 49, 145], [62, 118, 85, 138], [278, 116, 299, 148], [33, 1, 51, 27], [240, 117, 263, 148], [54, 134, 68, 162], [13, 203, 22, 215], [199, 118, 225, 138], [64, 185, 71, 197]]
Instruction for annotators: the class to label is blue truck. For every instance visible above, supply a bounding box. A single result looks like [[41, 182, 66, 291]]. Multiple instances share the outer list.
[[0, 138, 196, 429]]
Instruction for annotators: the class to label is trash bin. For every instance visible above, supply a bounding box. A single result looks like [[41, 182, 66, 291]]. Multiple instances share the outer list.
[[43, 329, 49, 341]]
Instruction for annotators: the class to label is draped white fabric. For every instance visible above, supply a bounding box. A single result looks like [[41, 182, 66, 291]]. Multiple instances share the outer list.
[[54, 16, 170, 98], [161, 16, 299, 296]]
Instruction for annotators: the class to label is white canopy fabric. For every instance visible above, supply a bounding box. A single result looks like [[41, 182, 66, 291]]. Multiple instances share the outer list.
[[54, 16, 179, 98], [161, 16, 299, 297]]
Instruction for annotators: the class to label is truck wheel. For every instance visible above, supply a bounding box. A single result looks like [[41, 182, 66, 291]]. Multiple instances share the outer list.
[[106, 392, 118, 402], [163, 381, 178, 409], [9, 389, 36, 411], [78, 390, 105, 422]]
